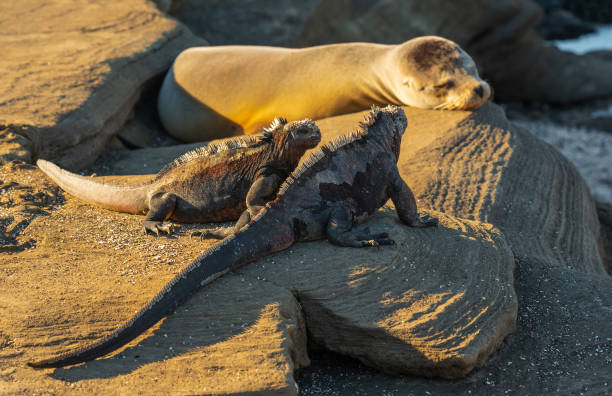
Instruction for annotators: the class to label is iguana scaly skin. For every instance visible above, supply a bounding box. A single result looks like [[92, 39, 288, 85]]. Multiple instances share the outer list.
[[36, 118, 321, 234], [28, 105, 436, 368]]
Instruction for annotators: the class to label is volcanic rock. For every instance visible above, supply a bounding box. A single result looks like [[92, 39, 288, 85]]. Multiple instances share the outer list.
[[0, 0, 204, 170]]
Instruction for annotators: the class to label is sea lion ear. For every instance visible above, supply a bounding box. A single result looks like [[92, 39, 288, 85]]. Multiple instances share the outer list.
[[402, 77, 413, 87]]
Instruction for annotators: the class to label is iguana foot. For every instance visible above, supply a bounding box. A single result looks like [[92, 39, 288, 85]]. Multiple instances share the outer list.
[[361, 238, 395, 247], [190, 230, 209, 240], [143, 221, 174, 235], [190, 227, 234, 240], [411, 214, 438, 228], [354, 229, 394, 246], [327, 209, 396, 247]]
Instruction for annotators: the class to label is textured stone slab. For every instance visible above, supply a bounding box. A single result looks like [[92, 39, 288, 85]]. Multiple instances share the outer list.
[[0, 166, 515, 387], [168, 0, 317, 46], [0, 168, 307, 395], [0, 0, 205, 170], [297, 263, 612, 395], [243, 210, 516, 379], [3, 101, 606, 392], [315, 103, 605, 275]]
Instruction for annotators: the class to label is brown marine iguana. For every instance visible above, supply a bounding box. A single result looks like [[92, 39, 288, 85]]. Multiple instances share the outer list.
[[36, 118, 321, 234], [28, 105, 437, 368]]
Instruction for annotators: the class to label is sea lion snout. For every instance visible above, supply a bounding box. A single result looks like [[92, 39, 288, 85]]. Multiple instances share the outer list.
[[463, 81, 491, 109], [474, 81, 491, 102], [473, 82, 491, 101]]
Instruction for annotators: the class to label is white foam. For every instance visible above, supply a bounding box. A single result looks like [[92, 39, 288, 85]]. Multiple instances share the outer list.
[[592, 104, 612, 118], [553, 24, 612, 55]]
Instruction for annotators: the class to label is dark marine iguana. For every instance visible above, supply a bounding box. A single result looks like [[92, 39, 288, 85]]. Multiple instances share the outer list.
[[28, 105, 437, 368], [36, 118, 321, 234]]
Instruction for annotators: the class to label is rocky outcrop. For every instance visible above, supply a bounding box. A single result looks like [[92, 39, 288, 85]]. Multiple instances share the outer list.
[[510, 119, 612, 204], [246, 211, 516, 379], [0, 0, 205, 170], [561, 0, 612, 23], [536, 8, 594, 40], [0, 165, 308, 395], [303, 105, 611, 393], [597, 201, 612, 274], [4, 102, 607, 393], [169, 0, 318, 46], [315, 104, 604, 275], [298, 257, 612, 395]]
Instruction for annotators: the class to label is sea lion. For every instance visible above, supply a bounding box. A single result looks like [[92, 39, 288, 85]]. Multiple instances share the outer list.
[[158, 36, 491, 142]]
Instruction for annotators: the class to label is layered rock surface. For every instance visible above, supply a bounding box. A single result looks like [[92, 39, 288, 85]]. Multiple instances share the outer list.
[[0, 168, 308, 395], [246, 211, 516, 379], [4, 102, 608, 393], [0, 0, 204, 170], [168, 0, 317, 46], [299, 104, 612, 394]]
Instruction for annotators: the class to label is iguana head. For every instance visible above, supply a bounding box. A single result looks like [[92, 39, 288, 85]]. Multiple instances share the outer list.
[[361, 105, 407, 160], [262, 117, 321, 164]]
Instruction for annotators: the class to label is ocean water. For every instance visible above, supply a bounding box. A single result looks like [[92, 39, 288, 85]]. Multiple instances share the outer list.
[[554, 24, 612, 54]]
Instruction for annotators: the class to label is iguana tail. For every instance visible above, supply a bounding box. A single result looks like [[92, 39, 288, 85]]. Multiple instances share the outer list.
[[28, 205, 294, 368], [37, 159, 149, 214]]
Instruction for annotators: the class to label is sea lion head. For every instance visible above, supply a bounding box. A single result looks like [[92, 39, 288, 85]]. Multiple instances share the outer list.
[[393, 36, 491, 111]]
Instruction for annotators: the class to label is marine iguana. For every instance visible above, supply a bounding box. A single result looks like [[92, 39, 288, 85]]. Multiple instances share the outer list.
[[28, 105, 437, 368], [36, 118, 321, 234]]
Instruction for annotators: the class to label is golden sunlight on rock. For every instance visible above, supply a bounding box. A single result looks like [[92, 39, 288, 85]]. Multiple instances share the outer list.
[[1, 1, 610, 391]]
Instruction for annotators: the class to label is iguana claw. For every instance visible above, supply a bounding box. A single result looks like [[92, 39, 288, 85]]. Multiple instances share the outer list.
[[363, 238, 395, 247], [143, 221, 174, 235], [190, 230, 206, 240]]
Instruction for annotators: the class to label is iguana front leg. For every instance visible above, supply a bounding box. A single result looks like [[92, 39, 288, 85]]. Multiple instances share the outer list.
[[245, 174, 283, 216], [388, 170, 437, 228], [143, 192, 176, 235], [327, 206, 395, 247], [192, 174, 283, 240]]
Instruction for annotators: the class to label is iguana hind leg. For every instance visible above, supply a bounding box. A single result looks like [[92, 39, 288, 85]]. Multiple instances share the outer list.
[[326, 207, 394, 248], [143, 192, 176, 235], [352, 227, 390, 241], [191, 209, 252, 240], [192, 226, 233, 240]]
